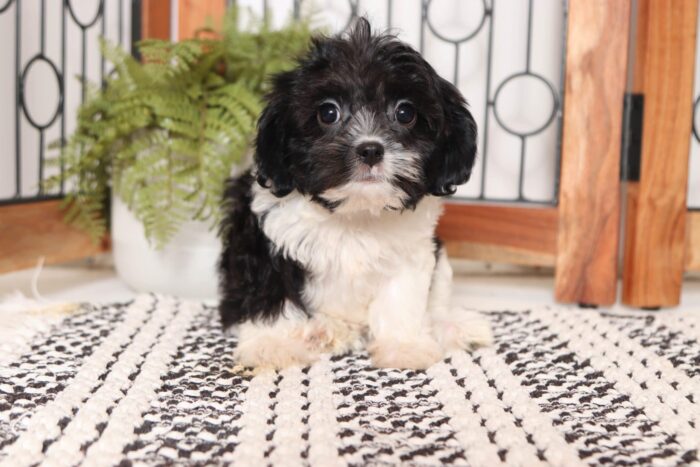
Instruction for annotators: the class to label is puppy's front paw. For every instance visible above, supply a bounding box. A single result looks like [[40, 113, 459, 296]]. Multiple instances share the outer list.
[[432, 310, 494, 351], [368, 337, 443, 370], [235, 334, 319, 370]]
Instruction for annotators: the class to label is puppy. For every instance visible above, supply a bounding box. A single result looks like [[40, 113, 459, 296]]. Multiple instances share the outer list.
[[218, 18, 492, 370]]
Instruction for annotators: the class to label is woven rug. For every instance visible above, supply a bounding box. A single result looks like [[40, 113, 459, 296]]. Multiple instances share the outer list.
[[1, 295, 700, 466]]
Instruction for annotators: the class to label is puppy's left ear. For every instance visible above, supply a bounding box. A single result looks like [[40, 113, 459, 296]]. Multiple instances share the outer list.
[[255, 71, 297, 197], [425, 77, 478, 196]]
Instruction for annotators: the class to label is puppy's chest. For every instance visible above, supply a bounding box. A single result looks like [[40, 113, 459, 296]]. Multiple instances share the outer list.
[[257, 194, 441, 316], [269, 212, 430, 274], [301, 229, 432, 320], [260, 199, 438, 272]]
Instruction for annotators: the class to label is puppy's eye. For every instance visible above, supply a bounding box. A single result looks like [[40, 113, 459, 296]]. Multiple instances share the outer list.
[[317, 102, 341, 125], [395, 101, 416, 126]]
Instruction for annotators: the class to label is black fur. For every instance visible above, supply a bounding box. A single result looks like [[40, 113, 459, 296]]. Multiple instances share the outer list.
[[218, 171, 308, 327], [432, 236, 443, 262], [424, 78, 478, 196], [218, 19, 477, 326]]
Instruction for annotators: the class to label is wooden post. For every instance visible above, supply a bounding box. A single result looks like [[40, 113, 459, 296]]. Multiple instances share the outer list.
[[141, 0, 227, 42], [141, 0, 172, 41], [178, 0, 226, 40], [554, 0, 631, 305], [622, 0, 698, 307]]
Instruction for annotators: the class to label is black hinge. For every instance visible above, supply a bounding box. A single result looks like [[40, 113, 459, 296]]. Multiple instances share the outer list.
[[621, 93, 643, 182]]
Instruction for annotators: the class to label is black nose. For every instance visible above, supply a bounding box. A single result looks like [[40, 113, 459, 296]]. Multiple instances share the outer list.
[[356, 142, 384, 166]]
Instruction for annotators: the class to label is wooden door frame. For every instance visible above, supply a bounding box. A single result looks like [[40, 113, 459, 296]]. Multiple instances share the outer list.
[[440, 0, 632, 307]]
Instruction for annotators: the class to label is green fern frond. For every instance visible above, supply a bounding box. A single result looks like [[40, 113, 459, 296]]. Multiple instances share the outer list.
[[48, 6, 316, 247]]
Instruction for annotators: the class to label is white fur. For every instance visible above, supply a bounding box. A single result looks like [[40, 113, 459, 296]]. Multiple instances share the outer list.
[[348, 107, 381, 140], [237, 182, 493, 370]]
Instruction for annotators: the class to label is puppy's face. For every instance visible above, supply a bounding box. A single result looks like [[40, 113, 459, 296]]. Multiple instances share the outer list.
[[255, 18, 478, 213]]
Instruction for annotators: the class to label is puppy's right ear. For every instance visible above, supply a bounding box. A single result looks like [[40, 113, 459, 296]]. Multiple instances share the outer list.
[[425, 76, 478, 196], [255, 72, 296, 197]]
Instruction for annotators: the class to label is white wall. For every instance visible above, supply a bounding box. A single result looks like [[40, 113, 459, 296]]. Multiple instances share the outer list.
[[1, 0, 566, 203], [0, 0, 131, 200]]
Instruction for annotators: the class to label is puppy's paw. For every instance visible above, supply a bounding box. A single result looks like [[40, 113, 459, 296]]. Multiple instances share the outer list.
[[368, 337, 443, 370], [432, 310, 494, 351], [234, 334, 319, 370], [296, 318, 364, 354]]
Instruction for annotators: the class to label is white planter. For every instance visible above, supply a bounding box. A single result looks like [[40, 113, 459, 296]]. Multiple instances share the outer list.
[[111, 197, 221, 300]]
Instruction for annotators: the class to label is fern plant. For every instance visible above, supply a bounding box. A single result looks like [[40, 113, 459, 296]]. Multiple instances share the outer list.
[[45, 9, 314, 248]]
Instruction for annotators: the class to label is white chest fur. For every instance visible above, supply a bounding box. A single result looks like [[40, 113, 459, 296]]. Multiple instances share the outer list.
[[251, 184, 443, 322]]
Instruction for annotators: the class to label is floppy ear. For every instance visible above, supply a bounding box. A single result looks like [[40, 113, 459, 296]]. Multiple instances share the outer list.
[[254, 72, 296, 197], [425, 77, 478, 196]]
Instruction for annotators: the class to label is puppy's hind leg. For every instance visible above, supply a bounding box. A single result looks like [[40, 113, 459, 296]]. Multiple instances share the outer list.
[[234, 303, 360, 370], [428, 248, 493, 351]]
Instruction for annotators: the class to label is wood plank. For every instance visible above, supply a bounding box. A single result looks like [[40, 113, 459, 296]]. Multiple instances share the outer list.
[[620, 0, 649, 305], [178, 0, 226, 40], [621, 0, 698, 307], [554, 0, 631, 305], [686, 211, 700, 271], [444, 242, 555, 268], [437, 203, 558, 267], [631, 0, 650, 93], [0, 201, 109, 274], [141, 0, 171, 41]]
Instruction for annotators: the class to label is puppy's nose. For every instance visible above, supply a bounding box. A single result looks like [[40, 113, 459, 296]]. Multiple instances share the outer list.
[[356, 142, 384, 166]]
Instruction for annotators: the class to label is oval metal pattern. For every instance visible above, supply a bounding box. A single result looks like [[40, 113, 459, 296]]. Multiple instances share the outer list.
[[20, 54, 64, 130], [425, 0, 488, 44], [66, 0, 104, 29], [492, 72, 559, 138]]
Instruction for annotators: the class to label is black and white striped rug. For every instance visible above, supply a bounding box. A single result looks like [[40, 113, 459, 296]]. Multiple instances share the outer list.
[[1, 294, 700, 466]]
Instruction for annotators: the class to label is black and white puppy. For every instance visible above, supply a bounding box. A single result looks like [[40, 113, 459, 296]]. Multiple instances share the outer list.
[[218, 18, 492, 370]]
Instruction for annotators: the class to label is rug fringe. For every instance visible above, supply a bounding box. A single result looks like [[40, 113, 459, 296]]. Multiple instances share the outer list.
[[0, 291, 79, 366]]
